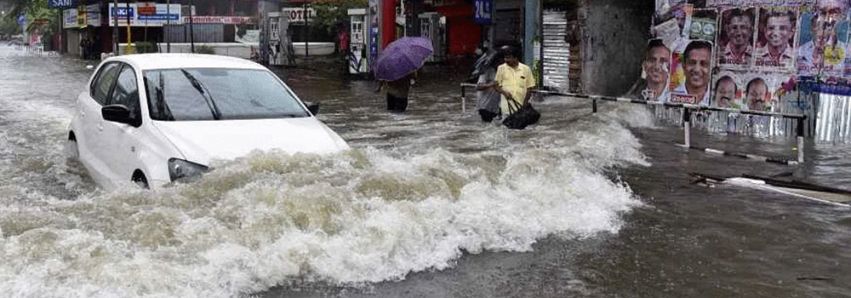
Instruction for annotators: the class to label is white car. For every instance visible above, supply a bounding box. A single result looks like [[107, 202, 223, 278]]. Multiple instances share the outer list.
[[67, 54, 349, 189]]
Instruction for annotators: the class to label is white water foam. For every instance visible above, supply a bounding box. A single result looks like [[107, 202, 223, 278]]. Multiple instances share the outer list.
[[0, 105, 650, 297]]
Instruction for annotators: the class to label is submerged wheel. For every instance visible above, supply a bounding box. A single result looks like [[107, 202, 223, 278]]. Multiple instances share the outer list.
[[132, 171, 149, 189], [65, 133, 79, 161]]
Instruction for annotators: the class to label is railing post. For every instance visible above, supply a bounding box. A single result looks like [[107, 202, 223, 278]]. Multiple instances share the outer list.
[[460, 84, 467, 115], [797, 116, 806, 163], [683, 108, 692, 148]]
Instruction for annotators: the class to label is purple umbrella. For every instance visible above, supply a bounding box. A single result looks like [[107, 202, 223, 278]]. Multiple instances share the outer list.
[[373, 37, 434, 81]]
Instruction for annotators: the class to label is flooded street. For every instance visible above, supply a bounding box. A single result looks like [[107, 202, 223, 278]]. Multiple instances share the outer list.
[[1, 44, 850, 297]]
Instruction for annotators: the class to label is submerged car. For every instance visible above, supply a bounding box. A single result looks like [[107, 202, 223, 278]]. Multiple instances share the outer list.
[[67, 54, 349, 189]]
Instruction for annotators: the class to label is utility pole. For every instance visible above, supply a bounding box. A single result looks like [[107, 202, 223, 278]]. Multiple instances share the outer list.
[[125, 1, 131, 53], [304, 2, 309, 57], [113, 0, 119, 54], [189, 0, 195, 53], [166, 0, 170, 53]]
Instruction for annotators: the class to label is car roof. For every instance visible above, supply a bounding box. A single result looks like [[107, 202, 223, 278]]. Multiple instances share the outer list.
[[105, 53, 267, 71]]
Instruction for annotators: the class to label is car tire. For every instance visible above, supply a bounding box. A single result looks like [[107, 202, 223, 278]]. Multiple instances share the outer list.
[[132, 171, 149, 189], [65, 135, 79, 161]]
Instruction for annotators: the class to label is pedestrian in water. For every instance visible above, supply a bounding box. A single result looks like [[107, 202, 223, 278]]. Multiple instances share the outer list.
[[379, 72, 416, 113], [495, 46, 536, 117], [475, 51, 502, 122]]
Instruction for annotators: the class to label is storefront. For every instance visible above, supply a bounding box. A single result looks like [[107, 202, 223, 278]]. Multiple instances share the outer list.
[[62, 3, 102, 58]]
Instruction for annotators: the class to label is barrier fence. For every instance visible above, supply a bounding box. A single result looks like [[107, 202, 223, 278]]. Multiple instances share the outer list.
[[459, 83, 807, 165]]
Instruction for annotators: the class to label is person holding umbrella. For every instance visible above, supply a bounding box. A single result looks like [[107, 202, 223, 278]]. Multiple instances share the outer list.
[[474, 49, 503, 122], [373, 37, 434, 113]]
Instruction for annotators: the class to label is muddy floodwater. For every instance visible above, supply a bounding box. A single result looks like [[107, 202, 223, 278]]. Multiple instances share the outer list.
[[1, 44, 849, 297]]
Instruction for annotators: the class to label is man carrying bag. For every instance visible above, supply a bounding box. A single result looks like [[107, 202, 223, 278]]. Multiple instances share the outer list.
[[495, 46, 540, 129]]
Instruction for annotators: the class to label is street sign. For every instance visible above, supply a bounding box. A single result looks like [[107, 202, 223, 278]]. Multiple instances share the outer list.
[[17, 14, 26, 26], [473, 0, 493, 25], [48, 0, 77, 9], [138, 2, 156, 16]]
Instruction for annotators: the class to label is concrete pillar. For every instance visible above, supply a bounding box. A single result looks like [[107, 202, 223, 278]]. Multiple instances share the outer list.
[[381, 0, 396, 48], [523, 0, 540, 66]]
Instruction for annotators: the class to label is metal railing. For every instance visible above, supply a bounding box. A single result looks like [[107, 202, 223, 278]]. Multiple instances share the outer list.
[[459, 83, 808, 165]]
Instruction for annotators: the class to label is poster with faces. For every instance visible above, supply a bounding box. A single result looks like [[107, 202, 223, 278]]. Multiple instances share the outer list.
[[712, 73, 743, 109], [669, 40, 715, 106], [797, 9, 850, 77], [718, 8, 758, 67], [741, 75, 780, 111], [754, 8, 799, 71]]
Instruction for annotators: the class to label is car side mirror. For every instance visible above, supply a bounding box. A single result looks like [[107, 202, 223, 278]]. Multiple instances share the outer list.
[[102, 104, 135, 125], [305, 102, 320, 115]]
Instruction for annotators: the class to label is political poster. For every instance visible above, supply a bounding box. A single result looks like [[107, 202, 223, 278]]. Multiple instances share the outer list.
[[797, 10, 849, 77], [717, 8, 757, 67], [669, 40, 715, 105], [712, 72, 744, 108], [754, 7, 798, 71]]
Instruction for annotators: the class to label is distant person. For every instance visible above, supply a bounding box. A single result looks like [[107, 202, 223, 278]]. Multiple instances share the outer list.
[[627, 39, 671, 102], [713, 76, 737, 108], [673, 41, 712, 106], [495, 46, 536, 116], [80, 36, 90, 60], [745, 78, 769, 111], [720, 8, 755, 65], [755, 10, 795, 67], [380, 72, 416, 113], [475, 52, 503, 122]]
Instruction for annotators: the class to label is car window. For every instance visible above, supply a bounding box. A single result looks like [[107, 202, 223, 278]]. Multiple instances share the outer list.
[[143, 68, 309, 121], [91, 63, 120, 105], [110, 65, 141, 124]]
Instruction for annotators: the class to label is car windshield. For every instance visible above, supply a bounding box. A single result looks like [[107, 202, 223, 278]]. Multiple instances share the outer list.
[[142, 68, 309, 121]]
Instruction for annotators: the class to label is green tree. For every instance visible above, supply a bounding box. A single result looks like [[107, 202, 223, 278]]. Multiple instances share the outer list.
[[311, 0, 368, 33], [3, 0, 57, 34]]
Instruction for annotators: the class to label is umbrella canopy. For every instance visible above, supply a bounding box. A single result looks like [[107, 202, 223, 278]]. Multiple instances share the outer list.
[[471, 49, 503, 78], [373, 37, 434, 81]]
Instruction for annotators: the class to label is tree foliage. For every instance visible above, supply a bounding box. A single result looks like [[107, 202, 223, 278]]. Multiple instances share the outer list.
[[311, 0, 368, 33], [2, 0, 58, 34]]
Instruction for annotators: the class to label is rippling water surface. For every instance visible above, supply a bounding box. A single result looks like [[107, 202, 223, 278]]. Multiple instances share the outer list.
[[0, 45, 849, 297]]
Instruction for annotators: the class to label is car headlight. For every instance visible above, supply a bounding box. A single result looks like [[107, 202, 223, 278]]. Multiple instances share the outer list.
[[168, 158, 209, 183]]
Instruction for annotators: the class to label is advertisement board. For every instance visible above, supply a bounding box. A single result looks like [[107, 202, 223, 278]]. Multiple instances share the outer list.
[[109, 3, 182, 27]]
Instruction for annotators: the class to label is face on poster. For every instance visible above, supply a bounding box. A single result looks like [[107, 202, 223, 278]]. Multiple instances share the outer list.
[[670, 40, 714, 106], [636, 39, 673, 101], [718, 8, 757, 66], [754, 8, 798, 70], [797, 10, 850, 76], [712, 74, 742, 108], [744, 77, 772, 111]]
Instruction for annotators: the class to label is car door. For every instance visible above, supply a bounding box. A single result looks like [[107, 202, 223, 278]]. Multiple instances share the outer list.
[[101, 63, 145, 184], [78, 62, 120, 180]]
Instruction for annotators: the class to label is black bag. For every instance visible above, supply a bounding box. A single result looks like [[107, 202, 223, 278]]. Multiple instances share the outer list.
[[502, 98, 540, 129]]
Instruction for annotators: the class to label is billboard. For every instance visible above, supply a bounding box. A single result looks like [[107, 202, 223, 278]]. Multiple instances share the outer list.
[[108, 3, 182, 27]]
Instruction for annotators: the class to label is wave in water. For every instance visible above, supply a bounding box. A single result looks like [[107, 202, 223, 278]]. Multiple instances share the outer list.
[[0, 106, 650, 297]]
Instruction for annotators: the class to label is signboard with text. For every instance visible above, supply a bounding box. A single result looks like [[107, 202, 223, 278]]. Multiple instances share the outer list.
[[109, 3, 182, 27], [281, 8, 315, 24], [63, 9, 77, 28], [183, 16, 255, 25], [49, 0, 77, 9], [473, 0, 493, 25]]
